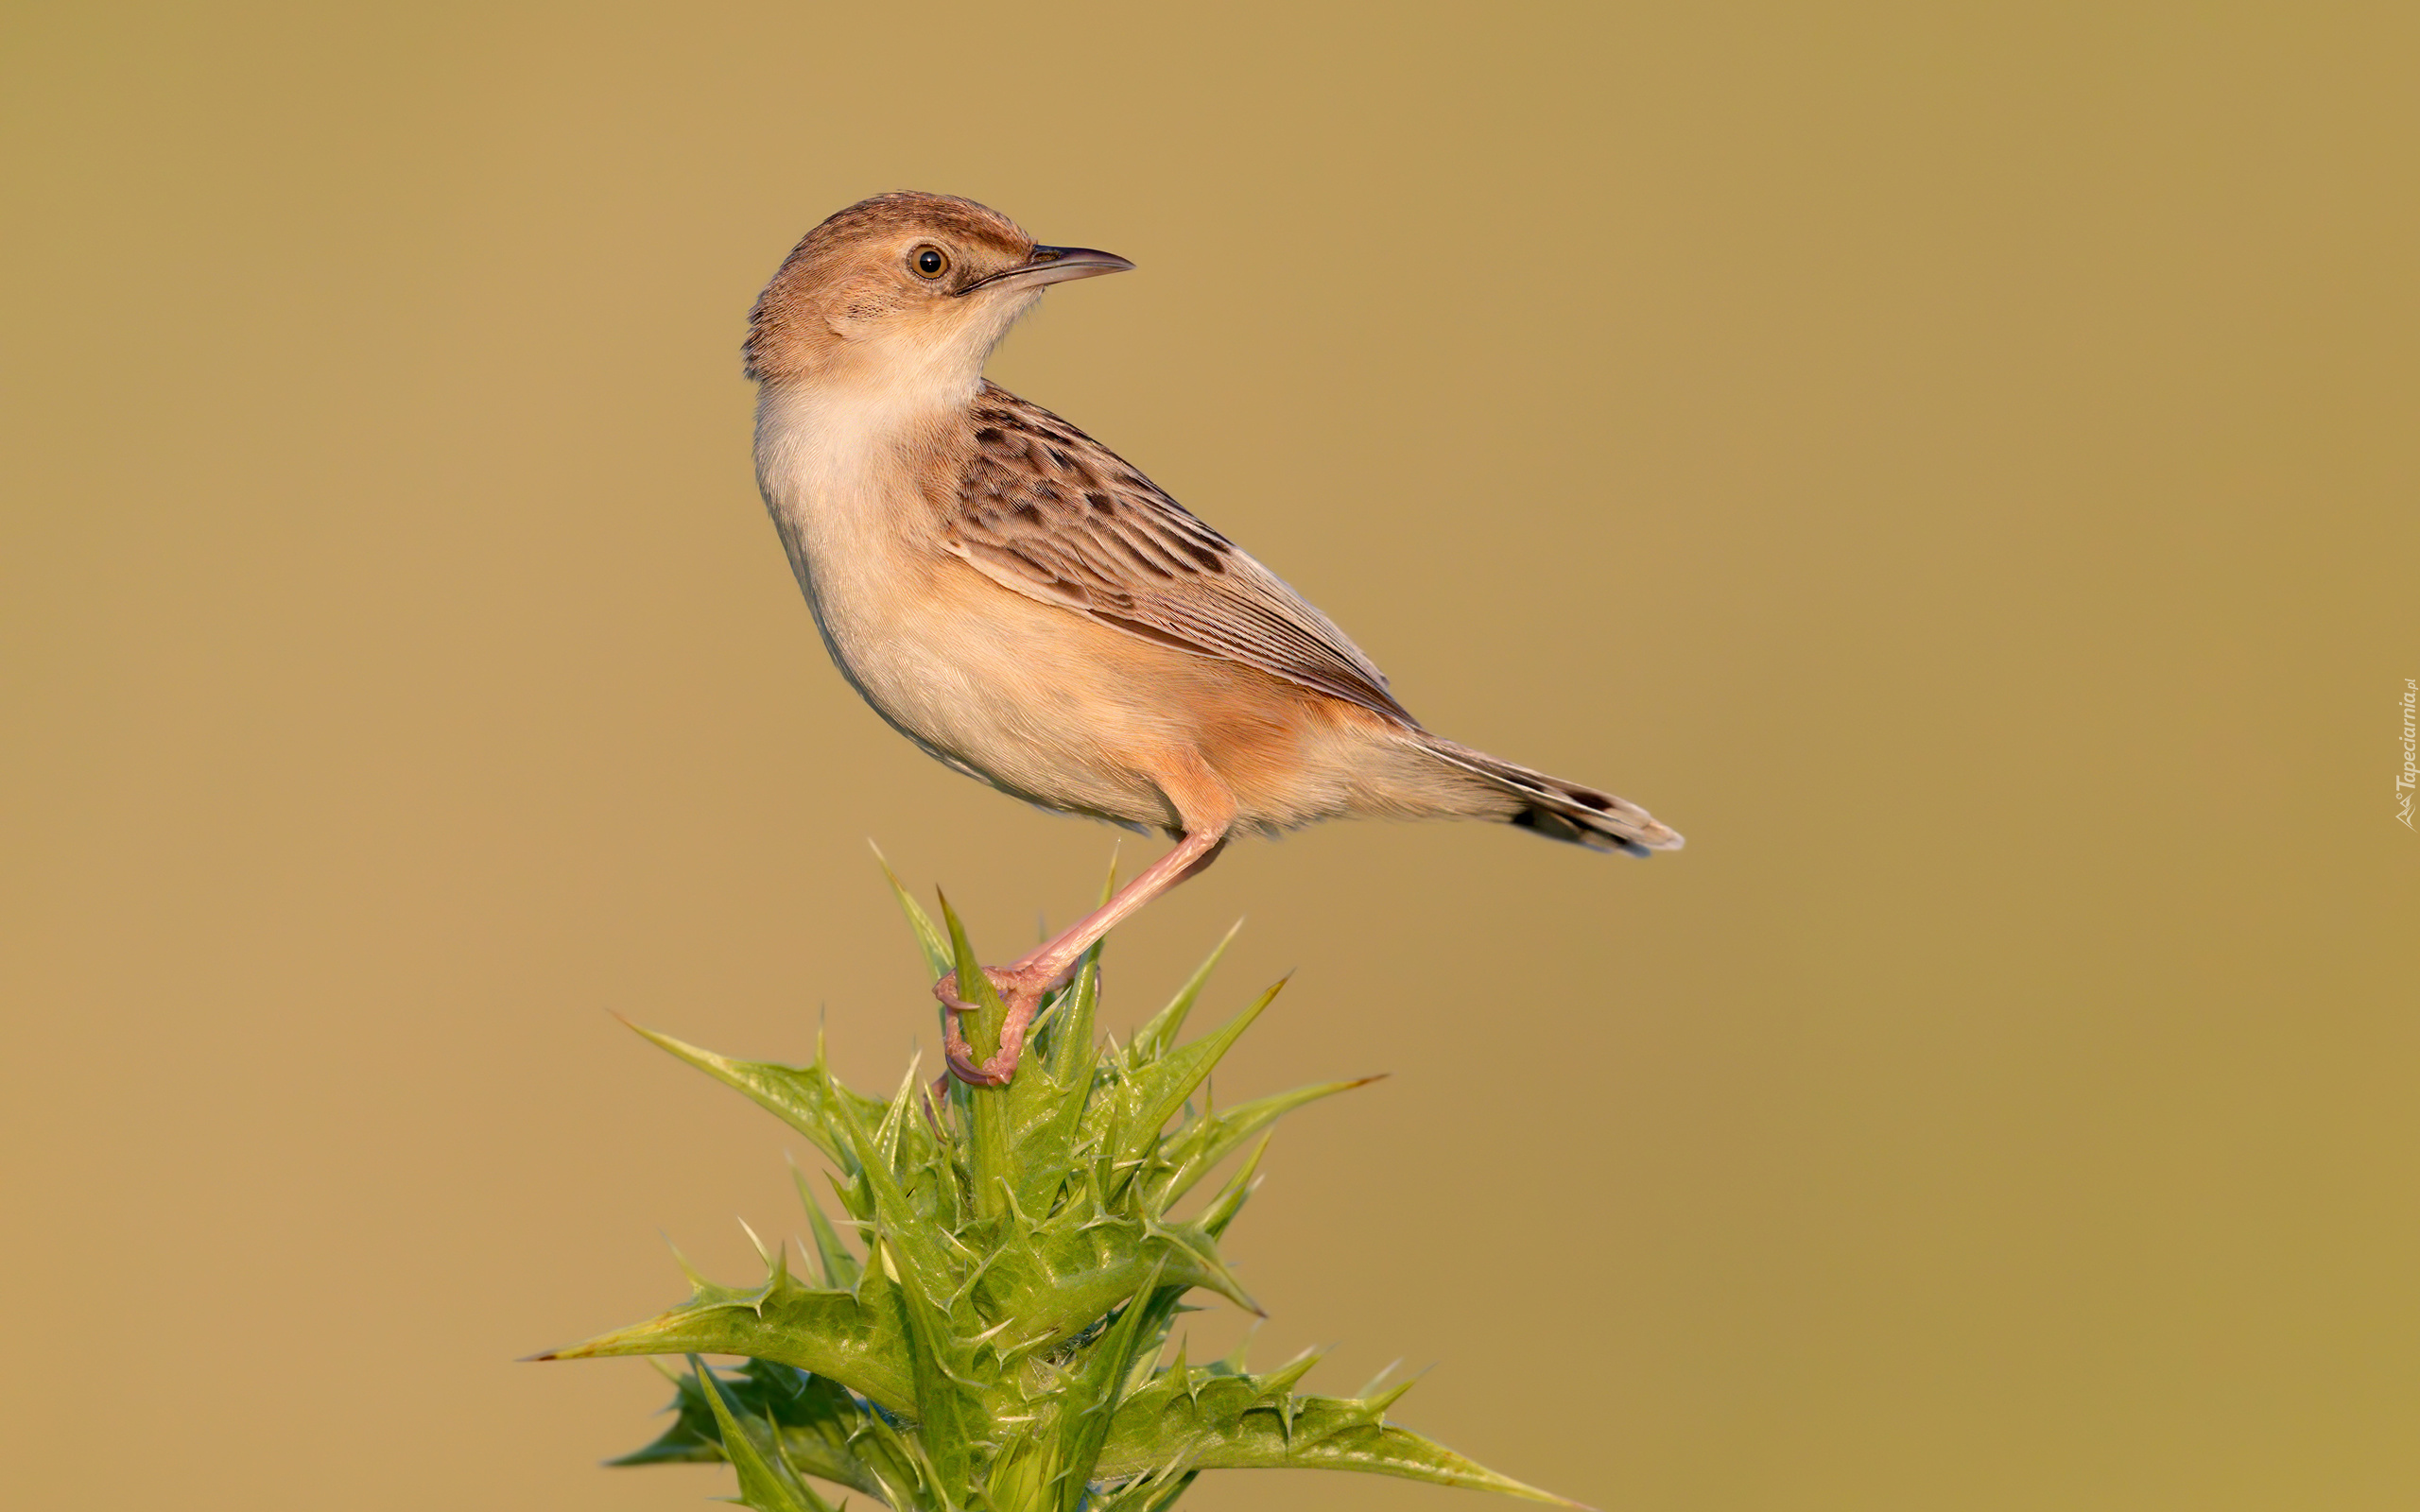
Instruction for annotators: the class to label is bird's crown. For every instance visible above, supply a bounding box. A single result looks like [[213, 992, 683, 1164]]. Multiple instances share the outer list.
[[745, 192, 1128, 386]]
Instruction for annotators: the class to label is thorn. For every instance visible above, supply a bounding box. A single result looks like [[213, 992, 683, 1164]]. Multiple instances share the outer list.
[[660, 1229, 712, 1291], [970, 1315, 1015, 1345], [1366, 1367, 1425, 1416], [1355, 1354, 1413, 1393]]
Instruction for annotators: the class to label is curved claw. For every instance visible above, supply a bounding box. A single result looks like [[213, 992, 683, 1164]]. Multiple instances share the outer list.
[[932, 970, 980, 1016], [931, 967, 1048, 1087], [942, 1007, 1013, 1086], [929, 968, 1083, 1083]]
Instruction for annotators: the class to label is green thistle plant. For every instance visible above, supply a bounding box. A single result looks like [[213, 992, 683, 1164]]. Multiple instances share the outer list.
[[540, 866, 1582, 1511]]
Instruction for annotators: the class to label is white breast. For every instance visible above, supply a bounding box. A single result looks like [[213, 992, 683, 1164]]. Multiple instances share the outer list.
[[752, 374, 1167, 825], [754, 375, 952, 701]]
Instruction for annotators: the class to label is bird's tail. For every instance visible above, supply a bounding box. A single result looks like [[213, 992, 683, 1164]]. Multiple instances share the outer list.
[[1415, 737, 1684, 857]]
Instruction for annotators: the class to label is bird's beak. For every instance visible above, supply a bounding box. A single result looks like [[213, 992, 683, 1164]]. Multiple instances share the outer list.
[[961, 245, 1135, 294]]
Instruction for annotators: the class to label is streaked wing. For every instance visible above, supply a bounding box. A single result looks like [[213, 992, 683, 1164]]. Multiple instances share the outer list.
[[942, 383, 1415, 724]]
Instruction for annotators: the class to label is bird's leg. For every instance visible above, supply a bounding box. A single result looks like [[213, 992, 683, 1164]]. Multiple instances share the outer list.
[[937, 824, 1232, 1086]]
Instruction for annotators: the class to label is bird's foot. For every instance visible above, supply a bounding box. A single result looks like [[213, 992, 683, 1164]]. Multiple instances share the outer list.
[[933, 963, 1063, 1086]]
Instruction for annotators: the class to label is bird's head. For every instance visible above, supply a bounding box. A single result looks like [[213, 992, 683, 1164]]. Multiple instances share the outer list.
[[744, 191, 1132, 393]]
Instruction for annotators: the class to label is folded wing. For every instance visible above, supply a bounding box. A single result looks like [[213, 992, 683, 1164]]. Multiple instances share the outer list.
[[942, 383, 1416, 726]]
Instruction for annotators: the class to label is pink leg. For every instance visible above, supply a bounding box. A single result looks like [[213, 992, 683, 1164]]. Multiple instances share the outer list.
[[939, 824, 1231, 1085]]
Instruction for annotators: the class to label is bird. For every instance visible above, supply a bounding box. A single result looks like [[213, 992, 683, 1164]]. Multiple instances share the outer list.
[[746, 191, 1682, 1086]]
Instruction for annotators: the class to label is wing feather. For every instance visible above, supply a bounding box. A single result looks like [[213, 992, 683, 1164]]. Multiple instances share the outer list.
[[942, 384, 1415, 724]]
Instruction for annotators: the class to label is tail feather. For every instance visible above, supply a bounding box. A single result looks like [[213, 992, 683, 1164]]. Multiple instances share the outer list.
[[1417, 738, 1684, 858]]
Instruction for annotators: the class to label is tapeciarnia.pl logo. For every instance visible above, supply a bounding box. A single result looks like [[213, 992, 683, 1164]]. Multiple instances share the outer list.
[[2400, 679, 2416, 831]]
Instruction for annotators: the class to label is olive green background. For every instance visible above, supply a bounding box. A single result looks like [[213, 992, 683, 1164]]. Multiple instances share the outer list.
[[4, 4, 2413, 1507]]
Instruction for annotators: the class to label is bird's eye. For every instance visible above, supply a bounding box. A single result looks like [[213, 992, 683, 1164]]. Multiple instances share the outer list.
[[911, 246, 949, 279]]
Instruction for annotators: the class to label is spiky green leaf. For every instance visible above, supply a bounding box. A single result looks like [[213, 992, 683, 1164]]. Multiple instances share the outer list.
[[880, 1227, 991, 1496], [940, 893, 1015, 1222], [1011, 985, 1098, 1218], [691, 1355, 841, 1512], [616, 1361, 882, 1488], [830, 1074, 964, 1315], [876, 847, 957, 980], [606, 1360, 727, 1467], [1104, 978, 1288, 1196], [792, 1169, 863, 1291], [1093, 1366, 1582, 1504], [724, 1360, 889, 1497], [1152, 1074, 1383, 1211], [1090, 1466, 1201, 1511], [979, 1212, 1259, 1345], [1127, 920, 1242, 1063], [626, 1022, 885, 1167], [542, 1271, 915, 1415], [1047, 1262, 1169, 1512]]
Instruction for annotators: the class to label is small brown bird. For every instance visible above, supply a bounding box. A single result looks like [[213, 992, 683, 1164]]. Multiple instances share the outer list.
[[748, 192, 1681, 1085]]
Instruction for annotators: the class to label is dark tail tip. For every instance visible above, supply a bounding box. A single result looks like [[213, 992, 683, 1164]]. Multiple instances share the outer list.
[[1510, 804, 1661, 856]]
